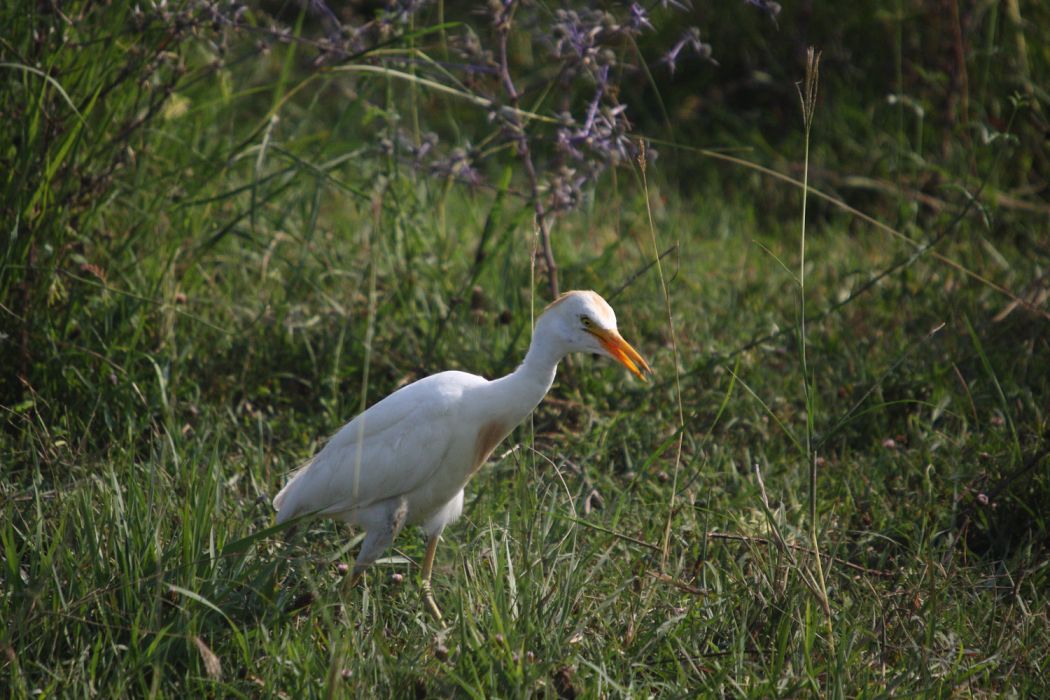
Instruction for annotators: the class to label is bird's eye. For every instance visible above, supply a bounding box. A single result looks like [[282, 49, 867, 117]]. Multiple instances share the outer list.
[[580, 315, 592, 327]]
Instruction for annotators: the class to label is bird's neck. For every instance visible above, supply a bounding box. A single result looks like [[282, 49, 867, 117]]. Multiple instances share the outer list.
[[486, 326, 563, 424]]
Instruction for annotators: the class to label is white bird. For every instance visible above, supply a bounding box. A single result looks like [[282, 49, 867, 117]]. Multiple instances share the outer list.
[[273, 290, 651, 620]]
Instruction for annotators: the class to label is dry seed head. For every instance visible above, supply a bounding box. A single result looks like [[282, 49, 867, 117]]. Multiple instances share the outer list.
[[798, 47, 822, 128]]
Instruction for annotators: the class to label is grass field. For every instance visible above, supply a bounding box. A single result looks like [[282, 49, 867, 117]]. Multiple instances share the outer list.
[[3, 2, 1048, 696]]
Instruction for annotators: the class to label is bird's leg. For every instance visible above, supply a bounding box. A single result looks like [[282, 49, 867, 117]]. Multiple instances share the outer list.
[[341, 547, 375, 596], [342, 497, 408, 596], [420, 532, 443, 622], [341, 569, 362, 596]]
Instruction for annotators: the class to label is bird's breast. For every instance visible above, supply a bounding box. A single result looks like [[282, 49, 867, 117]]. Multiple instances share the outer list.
[[471, 419, 510, 476]]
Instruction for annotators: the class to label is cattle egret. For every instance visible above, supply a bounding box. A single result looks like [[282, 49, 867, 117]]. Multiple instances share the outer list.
[[273, 290, 651, 620]]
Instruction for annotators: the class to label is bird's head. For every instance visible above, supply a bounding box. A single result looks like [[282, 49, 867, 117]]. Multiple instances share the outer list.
[[538, 290, 652, 381]]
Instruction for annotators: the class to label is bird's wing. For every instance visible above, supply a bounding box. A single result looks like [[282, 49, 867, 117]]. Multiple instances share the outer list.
[[273, 372, 484, 523]]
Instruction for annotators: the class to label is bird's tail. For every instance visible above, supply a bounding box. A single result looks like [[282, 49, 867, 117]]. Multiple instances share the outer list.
[[272, 457, 314, 524]]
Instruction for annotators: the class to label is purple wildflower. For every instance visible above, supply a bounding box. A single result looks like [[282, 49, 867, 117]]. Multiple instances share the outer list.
[[744, 0, 782, 17], [662, 27, 715, 75], [627, 3, 654, 33]]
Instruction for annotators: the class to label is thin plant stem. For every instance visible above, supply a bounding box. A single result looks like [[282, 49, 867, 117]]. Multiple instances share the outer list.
[[351, 191, 382, 505], [797, 46, 834, 652], [637, 143, 685, 569]]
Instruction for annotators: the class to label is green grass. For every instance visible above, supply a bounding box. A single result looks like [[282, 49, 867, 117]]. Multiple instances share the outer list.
[[3, 2, 1049, 696]]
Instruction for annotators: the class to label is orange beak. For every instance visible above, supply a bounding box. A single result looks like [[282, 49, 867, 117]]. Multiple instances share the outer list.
[[587, 328, 653, 381]]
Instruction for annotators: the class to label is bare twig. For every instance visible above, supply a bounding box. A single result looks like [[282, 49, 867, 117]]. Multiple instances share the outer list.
[[565, 516, 897, 579], [705, 531, 897, 578], [648, 571, 706, 596], [607, 243, 678, 302], [494, 2, 558, 299], [643, 143, 1049, 322]]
